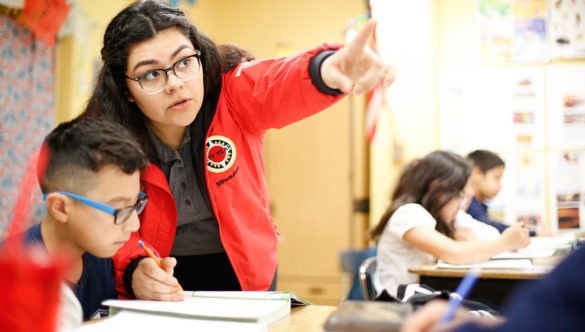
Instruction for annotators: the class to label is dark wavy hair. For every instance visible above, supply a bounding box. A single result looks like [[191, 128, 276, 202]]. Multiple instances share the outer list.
[[80, 0, 222, 159], [370, 150, 472, 241], [39, 118, 148, 194], [217, 44, 255, 73]]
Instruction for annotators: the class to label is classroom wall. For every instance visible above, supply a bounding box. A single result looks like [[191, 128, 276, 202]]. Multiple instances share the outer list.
[[368, 0, 438, 229]]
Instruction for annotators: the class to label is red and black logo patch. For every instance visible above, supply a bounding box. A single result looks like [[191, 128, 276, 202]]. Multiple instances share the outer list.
[[206, 136, 236, 173]]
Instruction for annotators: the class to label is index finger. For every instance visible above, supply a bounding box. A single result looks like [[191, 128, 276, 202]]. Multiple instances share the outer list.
[[345, 19, 377, 53]]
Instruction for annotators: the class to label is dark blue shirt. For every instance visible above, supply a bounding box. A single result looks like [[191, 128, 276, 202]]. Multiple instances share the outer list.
[[454, 244, 585, 331], [466, 197, 535, 236], [23, 223, 117, 320]]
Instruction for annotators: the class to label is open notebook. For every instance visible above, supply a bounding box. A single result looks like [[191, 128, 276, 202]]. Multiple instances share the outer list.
[[102, 291, 291, 325]]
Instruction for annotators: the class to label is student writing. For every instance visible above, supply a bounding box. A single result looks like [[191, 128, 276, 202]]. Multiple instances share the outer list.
[[5, 118, 149, 321], [466, 149, 541, 237], [370, 151, 530, 297], [79, 0, 395, 300], [402, 243, 585, 331]]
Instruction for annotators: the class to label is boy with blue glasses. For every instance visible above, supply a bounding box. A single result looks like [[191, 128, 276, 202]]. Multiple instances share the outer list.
[[20, 117, 148, 321]]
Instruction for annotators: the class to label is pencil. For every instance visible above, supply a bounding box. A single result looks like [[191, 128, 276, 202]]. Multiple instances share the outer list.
[[439, 267, 480, 323], [138, 240, 184, 292]]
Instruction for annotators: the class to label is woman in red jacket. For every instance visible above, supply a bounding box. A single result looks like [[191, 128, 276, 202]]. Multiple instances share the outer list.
[[80, 0, 394, 301]]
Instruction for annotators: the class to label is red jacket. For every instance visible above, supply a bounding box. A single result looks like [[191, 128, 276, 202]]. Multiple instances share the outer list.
[[112, 43, 345, 297]]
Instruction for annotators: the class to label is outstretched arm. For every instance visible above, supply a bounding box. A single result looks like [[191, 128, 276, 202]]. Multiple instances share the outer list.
[[320, 19, 395, 95]]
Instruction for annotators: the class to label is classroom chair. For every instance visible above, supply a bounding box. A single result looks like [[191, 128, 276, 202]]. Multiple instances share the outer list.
[[339, 247, 377, 300], [358, 256, 378, 301]]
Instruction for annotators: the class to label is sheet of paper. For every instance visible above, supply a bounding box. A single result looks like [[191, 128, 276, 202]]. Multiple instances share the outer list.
[[491, 249, 556, 260], [527, 234, 576, 251], [184, 291, 291, 301], [436, 259, 533, 269]]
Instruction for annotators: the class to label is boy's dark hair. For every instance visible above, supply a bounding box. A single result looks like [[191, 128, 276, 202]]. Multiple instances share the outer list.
[[38, 118, 148, 194], [80, 0, 222, 160], [466, 150, 505, 174], [371, 151, 471, 241]]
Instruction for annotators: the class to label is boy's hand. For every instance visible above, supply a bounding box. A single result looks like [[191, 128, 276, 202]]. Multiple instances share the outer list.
[[132, 257, 184, 301], [320, 19, 395, 95]]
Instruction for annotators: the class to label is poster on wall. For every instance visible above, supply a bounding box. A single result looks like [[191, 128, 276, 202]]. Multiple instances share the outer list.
[[479, 0, 514, 62], [549, 0, 585, 59], [546, 64, 585, 149], [479, 0, 549, 63], [548, 151, 585, 233], [439, 66, 546, 153], [488, 152, 547, 233]]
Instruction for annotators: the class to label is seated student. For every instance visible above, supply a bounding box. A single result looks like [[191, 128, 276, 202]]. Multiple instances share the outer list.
[[370, 150, 530, 297], [402, 243, 585, 331], [466, 150, 537, 237], [13, 118, 149, 321]]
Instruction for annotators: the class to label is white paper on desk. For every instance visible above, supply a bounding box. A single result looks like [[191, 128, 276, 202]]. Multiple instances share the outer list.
[[103, 296, 290, 324], [75, 310, 267, 332], [491, 249, 556, 260], [527, 235, 576, 251], [185, 291, 293, 302], [184, 290, 310, 307], [436, 259, 533, 269]]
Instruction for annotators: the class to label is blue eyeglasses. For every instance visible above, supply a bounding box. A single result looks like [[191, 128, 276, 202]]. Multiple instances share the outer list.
[[43, 191, 148, 225]]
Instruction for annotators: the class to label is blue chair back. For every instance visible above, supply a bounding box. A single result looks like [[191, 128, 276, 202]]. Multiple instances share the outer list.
[[339, 247, 377, 300]]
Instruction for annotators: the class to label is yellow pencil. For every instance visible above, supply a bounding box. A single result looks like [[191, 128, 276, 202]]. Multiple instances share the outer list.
[[138, 240, 184, 291]]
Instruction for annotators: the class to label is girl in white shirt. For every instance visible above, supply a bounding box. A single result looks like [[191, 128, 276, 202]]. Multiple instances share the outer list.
[[370, 151, 530, 297]]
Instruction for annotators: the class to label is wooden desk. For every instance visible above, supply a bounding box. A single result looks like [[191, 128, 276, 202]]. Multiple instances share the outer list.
[[408, 255, 563, 310], [269, 305, 336, 332]]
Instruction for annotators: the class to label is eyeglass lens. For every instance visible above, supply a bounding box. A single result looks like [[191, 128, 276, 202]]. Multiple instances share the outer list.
[[114, 194, 148, 224], [139, 54, 200, 93]]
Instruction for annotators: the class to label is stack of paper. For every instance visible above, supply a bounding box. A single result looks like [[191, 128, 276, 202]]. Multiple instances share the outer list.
[[103, 292, 291, 324], [184, 290, 310, 307], [76, 291, 292, 331], [76, 310, 267, 332]]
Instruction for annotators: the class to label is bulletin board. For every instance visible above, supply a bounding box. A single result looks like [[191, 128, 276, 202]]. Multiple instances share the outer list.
[[437, 0, 585, 234], [440, 63, 585, 234]]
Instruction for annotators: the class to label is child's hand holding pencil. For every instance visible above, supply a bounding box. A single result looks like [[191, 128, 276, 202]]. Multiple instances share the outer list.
[[138, 240, 184, 294]]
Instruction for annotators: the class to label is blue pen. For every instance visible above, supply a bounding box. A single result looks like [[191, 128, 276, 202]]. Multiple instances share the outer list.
[[439, 267, 481, 323]]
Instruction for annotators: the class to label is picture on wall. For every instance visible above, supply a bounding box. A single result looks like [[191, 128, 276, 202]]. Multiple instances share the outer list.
[[550, 0, 585, 59], [549, 151, 585, 233], [479, 0, 549, 63]]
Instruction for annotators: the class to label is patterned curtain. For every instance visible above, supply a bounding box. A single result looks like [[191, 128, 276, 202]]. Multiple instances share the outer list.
[[0, 15, 54, 238]]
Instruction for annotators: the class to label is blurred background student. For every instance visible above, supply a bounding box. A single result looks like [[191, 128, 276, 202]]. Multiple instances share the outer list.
[[370, 150, 530, 298], [402, 243, 585, 332], [466, 150, 539, 237]]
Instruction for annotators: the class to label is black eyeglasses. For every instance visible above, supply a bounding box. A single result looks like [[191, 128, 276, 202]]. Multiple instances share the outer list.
[[126, 51, 202, 94], [43, 191, 148, 225]]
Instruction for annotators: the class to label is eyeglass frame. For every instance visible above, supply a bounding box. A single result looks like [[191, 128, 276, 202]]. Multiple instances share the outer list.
[[42, 191, 148, 225], [125, 50, 202, 94]]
